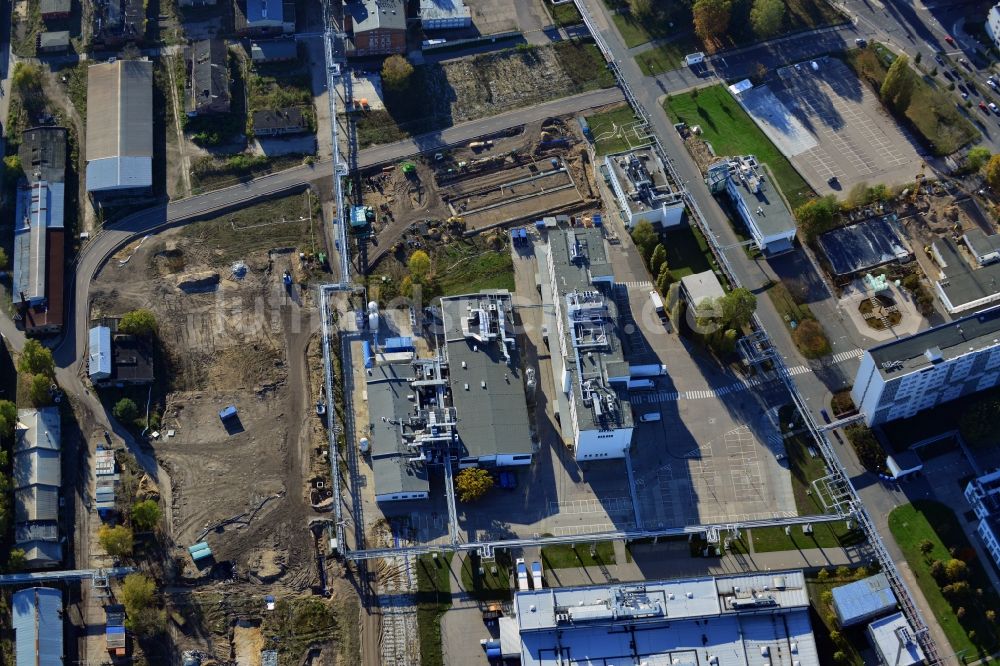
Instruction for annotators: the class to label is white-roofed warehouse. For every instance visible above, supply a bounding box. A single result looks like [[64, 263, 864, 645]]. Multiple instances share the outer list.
[[85, 59, 153, 201]]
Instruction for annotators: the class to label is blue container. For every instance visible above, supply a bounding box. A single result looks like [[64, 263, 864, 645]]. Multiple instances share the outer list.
[[593, 214, 603, 227], [362, 341, 373, 369], [219, 406, 238, 421]]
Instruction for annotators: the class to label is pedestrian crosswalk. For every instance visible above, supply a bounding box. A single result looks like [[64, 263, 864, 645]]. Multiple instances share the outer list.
[[619, 280, 653, 289], [830, 348, 863, 364]]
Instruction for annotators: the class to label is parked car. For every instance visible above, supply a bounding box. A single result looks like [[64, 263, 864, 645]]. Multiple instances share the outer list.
[[988, 78, 999, 90], [497, 471, 518, 490], [960, 58, 972, 70], [943, 70, 954, 81], [935, 54, 945, 65], [945, 34, 955, 45], [854, 38, 867, 47], [980, 101, 989, 111], [989, 102, 998, 114]]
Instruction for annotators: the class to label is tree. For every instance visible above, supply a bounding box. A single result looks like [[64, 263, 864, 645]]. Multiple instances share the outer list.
[[27, 375, 52, 407], [795, 195, 840, 240], [957, 606, 967, 619], [986, 609, 997, 623], [0, 400, 17, 440], [99, 524, 134, 558], [130, 499, 161, 532], [832, 652, 847, 663], [650, 244, 667, 276], [113, 398, 139, 423], [945, 558, 969, 582], [11, 62, 42, 94], [880, 55, 915, 112], [792, 319, 831, 358], [968, 146, 991, 172], [382, 55, 414, 91], [630, 221, 658, 263], [118, 309, 157, 336], [817, 567, 830, 581], [692, 0, 732, 45], [820, 591, 833, 606], [408, 250, 431, 282], [121, 573, 165, 635], [918, 539, 935, 556], [750, 0, 785, 39], [18, 339, 55, 377], [720, 288, 757, 329], [829, 630, 842, 644], [656, 263, 675, 294], [3, 155, 24, 187], [454, 468, 493, 502], [628, 0, 655, 20], [930, 559, 945, 581], [986, 155, 1000, 191], [835, 565, 851, 580], [6, 548, 25, 572], [942, 581, 971, 601]]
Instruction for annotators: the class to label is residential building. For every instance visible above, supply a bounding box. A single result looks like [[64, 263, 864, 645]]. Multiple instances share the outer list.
[[85, 60, 154, 202], [345, 0, 407, 57], [830, 574, 897, 627], [91, 0, 146, 45], [539, 228, 634, 460], [38, 31, 71, 53], [13, 587, 63, 665], [511, 571, 820, 666], [185, 39, 230, 116], [13, 408, 62, 568], [441, 291, 534, 468], [987, 4, 1000, 50], [40, 0, 71, 19], [851, 304, 1000, 425], [88, 326, 155, 386], [707, 155, 797, 255], [252, 107, 308, 136], [14, 127, 66, 335], [604, 147, 685, 229], [238, 0, 295, 35], [420, 0, 471, 29], [250, 38, 297, 63], [930, 237, 1000, 314], [867, 613, 925, 666]]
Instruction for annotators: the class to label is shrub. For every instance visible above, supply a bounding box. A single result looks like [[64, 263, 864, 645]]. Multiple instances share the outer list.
[[119, 309, 158, 336], [792, 319, 831, 358], [845, 424, 887, 473], [455, 468, 493, 502], [113, 398, 139, 423], [99, 524, 134, 558]]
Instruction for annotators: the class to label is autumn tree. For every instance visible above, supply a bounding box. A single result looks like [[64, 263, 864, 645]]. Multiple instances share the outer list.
[[945, 558, 969, 582], [968, 146, 991, 172], [455, 468, 494, 502], [750, 0, 785, 39], [693, 0, 732, 46], [880, 55, 915, 112], [99, 524, 134, 558], [794, 195, 840, 240], [408, 250, 431, 281], [382, 55, 414, 91], [650, 244, 667, 276], [18, 339, 55, 377], [986, 155, 1000, 191], [630, 221, 658, 263], [118, 309, 157, 336], [720, 288, 757, 329], [121, 573, 166, 636], [131, 500, 162, 532]]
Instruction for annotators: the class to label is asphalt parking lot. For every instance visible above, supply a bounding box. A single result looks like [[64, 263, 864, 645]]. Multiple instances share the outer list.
[[739, 57, 923, 196]]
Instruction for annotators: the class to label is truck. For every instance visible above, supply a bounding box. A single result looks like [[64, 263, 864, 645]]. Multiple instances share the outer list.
[[627, 378, 655, 390], [649, 290, 664, 315], [516, 558, 530, 591], [531, 561, 543, 589], [629, 364, 668, 378]]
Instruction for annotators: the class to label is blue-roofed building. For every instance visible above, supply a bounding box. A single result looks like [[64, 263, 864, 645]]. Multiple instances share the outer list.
[[240, 0, 294, 35], [831, 573, 897, 627], [89, 326, 113, 382], [13, 587, 63, 666]]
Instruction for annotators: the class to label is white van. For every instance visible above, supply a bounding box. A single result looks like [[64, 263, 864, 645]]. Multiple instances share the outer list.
[[639, 413, 661, 423]]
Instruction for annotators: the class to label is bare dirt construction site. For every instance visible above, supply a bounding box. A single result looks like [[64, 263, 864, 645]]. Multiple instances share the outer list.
[[361, 115, 600, 269], [89, 192, 361, 663]]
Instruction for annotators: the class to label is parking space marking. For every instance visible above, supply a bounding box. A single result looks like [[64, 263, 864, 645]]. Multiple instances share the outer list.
[[548, 497, 633, 517]]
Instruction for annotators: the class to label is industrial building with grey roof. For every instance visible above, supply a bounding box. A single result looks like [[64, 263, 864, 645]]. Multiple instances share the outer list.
[[85, 59, 153, 200], [13, 408, 62, 568], [511, 570, 820, 666], [441, 291, 533, 467]]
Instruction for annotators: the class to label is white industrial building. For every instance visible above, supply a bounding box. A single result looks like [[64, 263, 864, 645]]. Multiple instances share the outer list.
[[965, 470, 1000, 569], [868, 613, 925, 666], [509, 571, 821, 666], [851, 305, 1000, 425], [420, 0, 471, 29], [707, 156, 797, 255], [604, 147, 685, 229], [539, 228, 635, 460], [987, 4, 1000, 50]]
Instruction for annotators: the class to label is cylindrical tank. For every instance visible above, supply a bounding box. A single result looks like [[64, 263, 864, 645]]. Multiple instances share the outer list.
[[368, 301, 378, 313], [368, 312, 379, 331]]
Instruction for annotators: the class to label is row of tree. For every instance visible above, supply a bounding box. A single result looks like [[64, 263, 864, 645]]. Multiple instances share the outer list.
[[628, 0, 787, 47]]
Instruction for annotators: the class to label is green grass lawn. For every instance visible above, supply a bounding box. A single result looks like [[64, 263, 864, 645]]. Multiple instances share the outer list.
[[552, 41, 616, 91], [847, 46, 978, 156], [548, 1, 582, 26], [635, 36, 703, 75], [416, 553, 454, 666], [461, 552, 513, 602], [664, 86, 814, 209], [435, 240, 515, 296], [888, 501, 1000, 659], [659, 225, 717, 279], [585, 104, 640, 156], [541, 542, 616, 568]]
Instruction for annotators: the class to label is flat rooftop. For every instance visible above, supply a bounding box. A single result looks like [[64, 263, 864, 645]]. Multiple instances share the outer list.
[[366, 363, 430, 497], [868, 612, 924, 666], [933, 237, 1000, 313], [548, 229, 633, 433], [606, 147, 681, 215], [441, 292, 533, 460], [514, 571, 817, 666], [85, 60, 153, 193], [868, 302, 1000, 378], [818, 215, 911, 277], [728, 156, 796, 239]]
